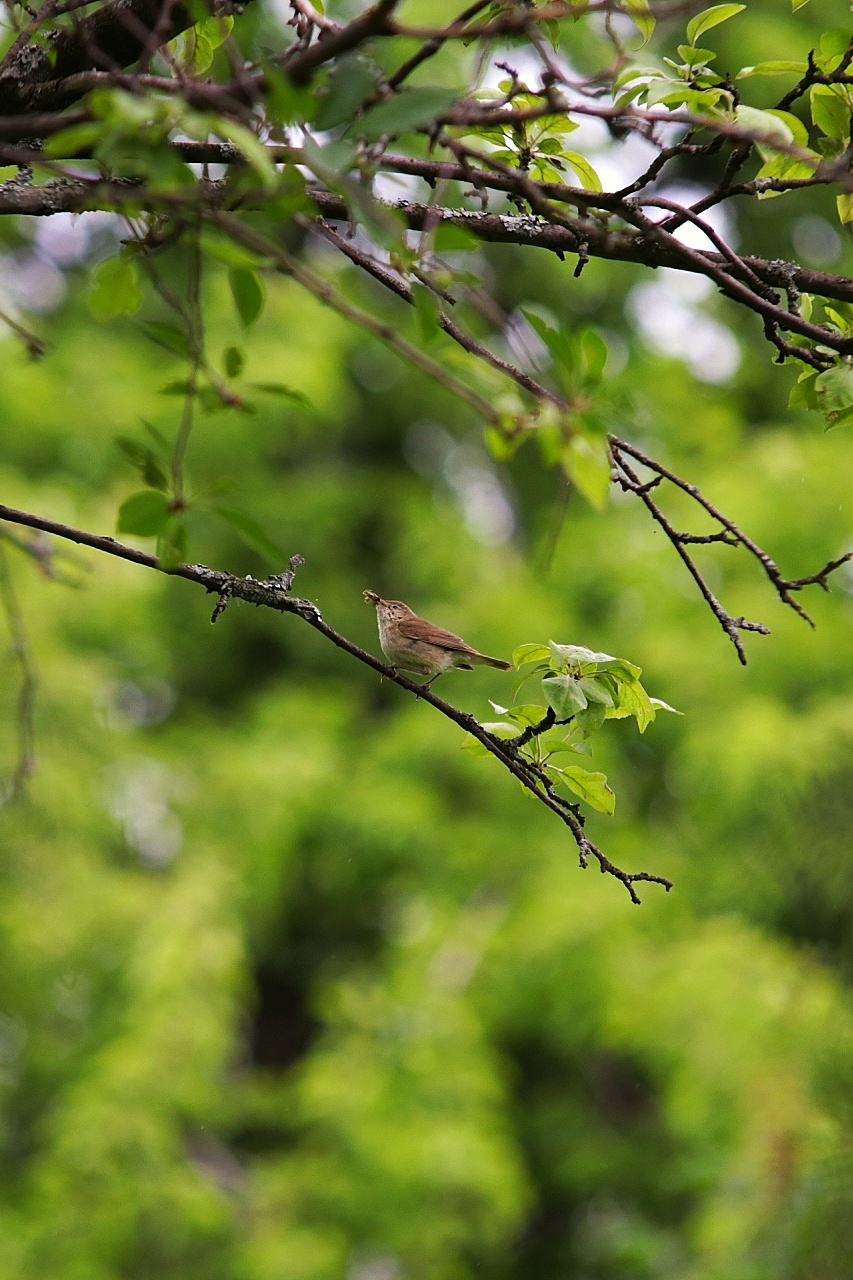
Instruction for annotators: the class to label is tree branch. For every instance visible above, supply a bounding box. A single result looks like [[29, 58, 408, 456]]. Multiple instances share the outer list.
[[611, 449, 769, 664], [0, 500, 671, 903], [6, 156, 853, 313], [611, 437, 853, 626], [0, 0, 232, 113]]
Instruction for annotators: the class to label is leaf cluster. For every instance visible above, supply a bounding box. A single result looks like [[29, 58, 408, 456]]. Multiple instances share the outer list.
[[462, 87, 601, 190], [466, 641, 678, 815]]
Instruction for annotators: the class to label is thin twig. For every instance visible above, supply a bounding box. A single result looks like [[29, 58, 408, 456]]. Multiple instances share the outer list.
[[611, 436, 853, 624], [611, 448, 769, 664], [209, 211, 504, 423]]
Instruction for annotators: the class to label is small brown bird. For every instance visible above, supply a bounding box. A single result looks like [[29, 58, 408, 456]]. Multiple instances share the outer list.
[[364, 591, 511, 686]]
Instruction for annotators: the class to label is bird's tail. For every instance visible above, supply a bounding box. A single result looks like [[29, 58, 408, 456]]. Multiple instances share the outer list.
[[471, 652, 512, 671]]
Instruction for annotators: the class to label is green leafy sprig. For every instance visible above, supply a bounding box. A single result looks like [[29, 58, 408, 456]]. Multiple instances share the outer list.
[[465, 641, 679, 816]]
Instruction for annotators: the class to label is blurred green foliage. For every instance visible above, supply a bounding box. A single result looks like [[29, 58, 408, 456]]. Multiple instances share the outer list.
[[3, 0, 853, 1276]]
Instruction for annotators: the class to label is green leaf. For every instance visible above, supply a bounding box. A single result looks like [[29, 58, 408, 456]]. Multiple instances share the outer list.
[[676, 45, 717, 66], [223, 345, 245, 379], [412, 283, 441, 344], [686, 4, 745, 45], [789, 370, 819, 409], [624, 0, 655, 44], [265, 70, 316, 128], [737, 61, 807, 78], [250, 382, 311, 405], [562, 434, 611, 510], [572, 702, 608, 739], [815, 361, 853, 414], [355, 88, 458, 141], [503, 703, 549, 728], [735, 107, 815, 184], [115, 437, 168, 491], [824, 302, 853, 331], [140, 321, 191, 359], [521, 311, 579, 398], [175, 14, 233, 73], [156, 514, 187, 568], [561, 151, 601, 191], [213, 506, 286, 562], [229, 267, 265, 329], [540, 734, 591, 757], [117, 490, 171, 537], [89, 86, 152, 128], [650, 697, 682, 716], [88, 256, 142, 321], [512, 643, 552, 667], [199, 228, 264, 269], [754, 149, 819, 193], [579, 328, 607, 384], [542, 674, 588, 717], [762, 109, 810, 148], [817, 29, 851, 71], [735, 105, 795, 147], [201, 13, 233, 48], [838, 192, 853, 224], [810, 85, 852, 141], [609, 676, 656, 732], [548, 643, 641, 680], [577, 676, 614, 707], [43, 122, 102, 157], [536, 137, 567, 155], [644, 81, 728, 112], [314, 53, 382, 131], [553, 765, 615, 814], [823, 404, 853, 431], [548, 642, 598, 669], [480, 721, 520, 739], [484, 426, 523, 463], [543, 18, 561, 48]]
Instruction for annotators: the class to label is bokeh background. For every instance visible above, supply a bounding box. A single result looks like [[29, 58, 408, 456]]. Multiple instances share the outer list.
[[3, 1, 853, 1276]]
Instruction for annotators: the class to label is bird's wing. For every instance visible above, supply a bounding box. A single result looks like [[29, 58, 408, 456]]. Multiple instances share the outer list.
[[397, 616, 474, 653]]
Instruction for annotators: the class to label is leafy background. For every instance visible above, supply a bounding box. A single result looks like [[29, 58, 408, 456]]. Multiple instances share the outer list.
[[3, 0, 853, 1277]]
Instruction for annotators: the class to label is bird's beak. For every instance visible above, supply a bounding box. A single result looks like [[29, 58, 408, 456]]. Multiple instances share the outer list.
[[363, 590, 380, 606]]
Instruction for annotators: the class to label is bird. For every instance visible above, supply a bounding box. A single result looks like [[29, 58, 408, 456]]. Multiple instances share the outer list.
[[364, 591, 511, 687]]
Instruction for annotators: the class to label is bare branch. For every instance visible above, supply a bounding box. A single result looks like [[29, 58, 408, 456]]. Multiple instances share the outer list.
[[6, 138, 853, 313], [611, 438, 853, 631], [611, 448, 769, 664]]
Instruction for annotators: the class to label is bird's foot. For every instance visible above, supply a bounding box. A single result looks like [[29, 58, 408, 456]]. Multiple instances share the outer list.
[[415, 673, 441, 699]]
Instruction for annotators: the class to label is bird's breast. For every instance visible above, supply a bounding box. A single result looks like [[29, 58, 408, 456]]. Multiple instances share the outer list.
[[377, 615, 456, 673]]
